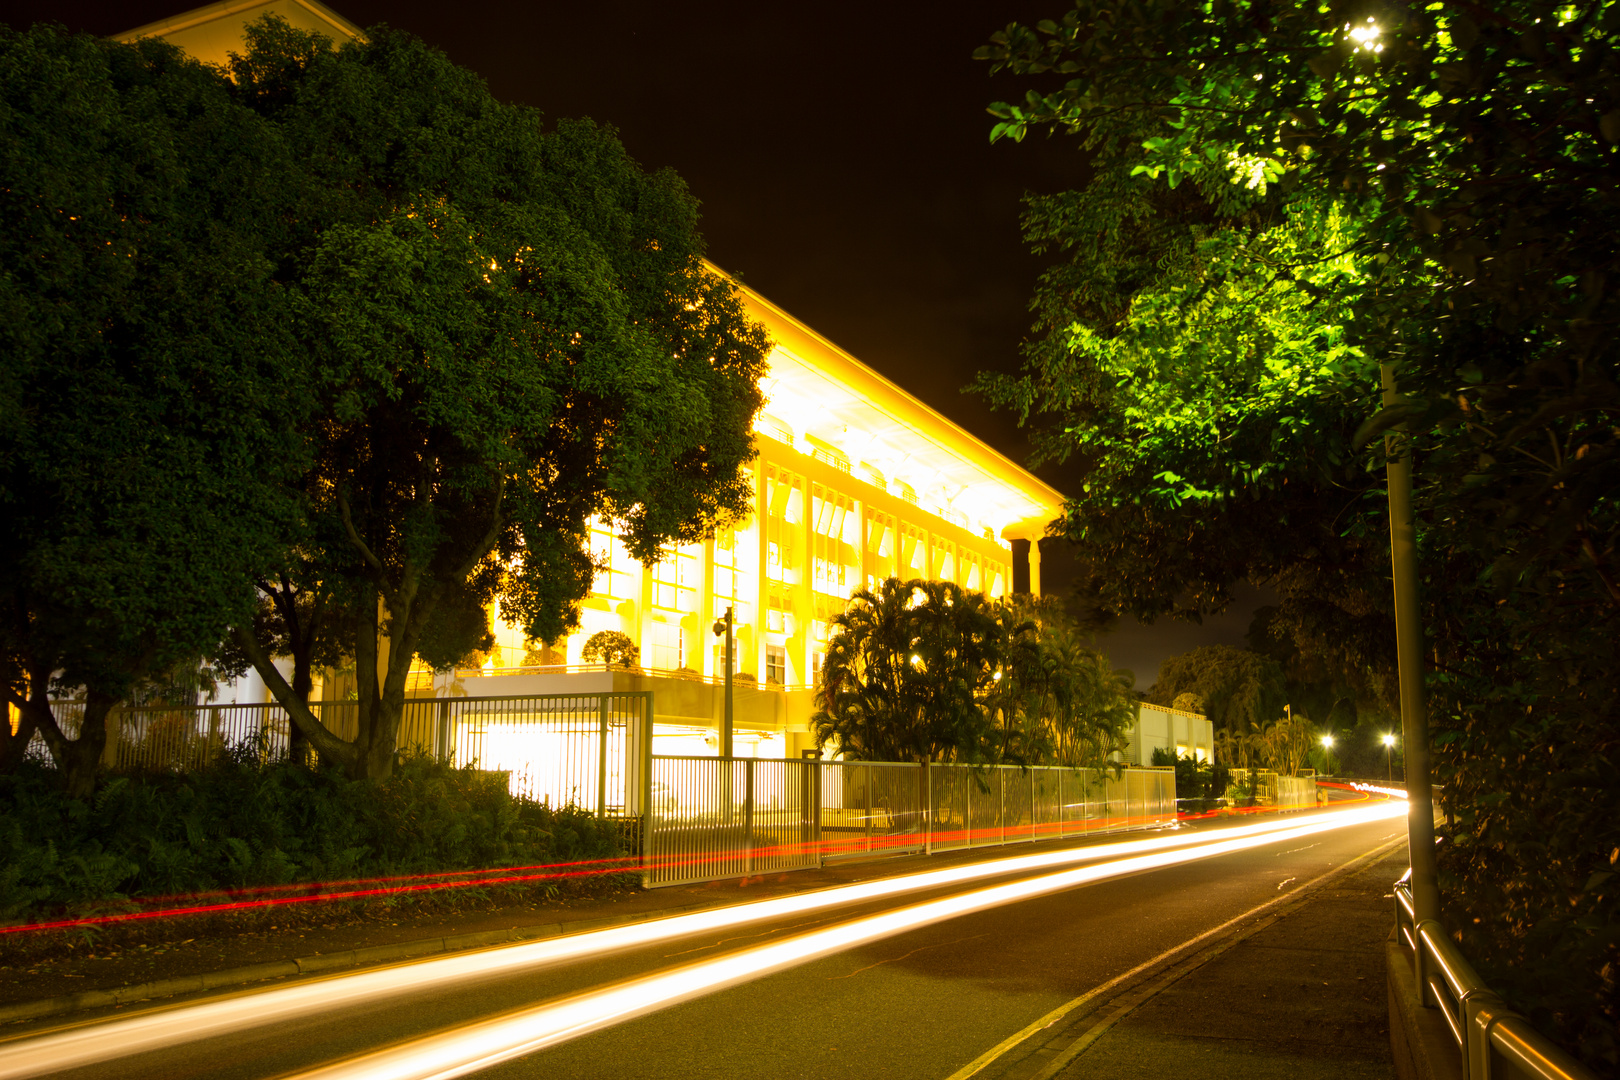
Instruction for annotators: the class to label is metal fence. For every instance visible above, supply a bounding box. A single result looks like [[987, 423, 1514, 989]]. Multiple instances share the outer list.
[[1225, 768, 1319, 810], [643, 759, 1177, 888], [44, 693, 652, 814], [1393, 872, 1595, 1080]]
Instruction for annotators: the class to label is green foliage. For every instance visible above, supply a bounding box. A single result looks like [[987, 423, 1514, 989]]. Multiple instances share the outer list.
[[0, 25, 307, 793], [813, 579, 1132, 766], [580, 631, 638, 668], [1150, 747, 1229, 804], [974, 1, 1619, 1063], [0, 753, 623, 923], [210, 18, 770, 780], [989, 594, 1134, 767], [1145, 646, 1287, 735]]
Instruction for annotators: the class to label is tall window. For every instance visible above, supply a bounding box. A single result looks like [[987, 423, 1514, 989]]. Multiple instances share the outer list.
[[649, 621, 684, 671], [811, 482, 858, 600], [865, 509, 896, 588], [766, 644, 786, 686], [589, 518, 637, 600], [900, 524, 928, 576], [711, 529, 752, 626], [764, 464, 803, 588], [651, 544, 699, 613]]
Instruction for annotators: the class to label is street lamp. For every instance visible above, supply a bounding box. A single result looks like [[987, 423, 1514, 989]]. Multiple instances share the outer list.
[[1320, 733, 1334, 777], [711, 606, 734, 758], [1382, 733, 1397, 783]]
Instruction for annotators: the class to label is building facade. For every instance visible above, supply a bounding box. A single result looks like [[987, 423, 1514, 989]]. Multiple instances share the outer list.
[[123, 0, 1070, 762]]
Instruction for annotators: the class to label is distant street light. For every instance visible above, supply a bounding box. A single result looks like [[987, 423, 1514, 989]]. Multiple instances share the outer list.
[[1321, 733, 1334, 777], [1383, 732, 1397, 783]]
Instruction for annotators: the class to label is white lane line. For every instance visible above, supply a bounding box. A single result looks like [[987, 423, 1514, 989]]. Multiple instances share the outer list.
[[282, 806, 1406, 1080], [0, 808, 1386, 1080]]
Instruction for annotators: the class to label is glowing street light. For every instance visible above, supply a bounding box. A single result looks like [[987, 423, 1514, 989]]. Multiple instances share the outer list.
[[1382, 732, 1397, 783], [1349, 17, 1383, 52], [1321, 733, 1335, 777]]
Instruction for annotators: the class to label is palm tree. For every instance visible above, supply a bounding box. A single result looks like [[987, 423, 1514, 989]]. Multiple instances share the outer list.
[[812, 578, 997, 763]]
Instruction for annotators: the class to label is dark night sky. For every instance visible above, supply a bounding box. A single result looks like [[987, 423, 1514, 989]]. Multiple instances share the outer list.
[[6, 0, 1266, 684]]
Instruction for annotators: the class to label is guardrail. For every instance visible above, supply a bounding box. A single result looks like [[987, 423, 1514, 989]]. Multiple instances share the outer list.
[[1393, 872, 1596, 1080], [643, 759, 1177, 888]]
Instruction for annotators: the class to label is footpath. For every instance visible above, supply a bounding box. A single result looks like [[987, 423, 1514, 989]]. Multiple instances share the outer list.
[[967, 843, 1406, 1080], [0, 817, 1408, 1080]]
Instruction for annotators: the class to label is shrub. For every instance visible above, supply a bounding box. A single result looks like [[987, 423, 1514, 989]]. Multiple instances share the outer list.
[[0, 752, 626, 924]]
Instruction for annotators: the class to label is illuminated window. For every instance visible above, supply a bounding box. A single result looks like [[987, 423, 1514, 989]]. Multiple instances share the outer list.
[[650, 621, 685, 671], [901, 524, 927, 575], [651, 544, 699, 612], [811, 483, 858, 600], [766, 644, 786, 686], [764, 464, 803, 587], [589, 518, 637, 600], [930, 537, 956, 585], [710, 529, 754, 626]]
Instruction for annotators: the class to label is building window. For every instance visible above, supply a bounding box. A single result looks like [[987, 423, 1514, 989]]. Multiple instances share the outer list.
[[811, 482, 858, 600], [651, 544, 699, 612], [766, 644, 786, 686], [589, 518, 637, 600]]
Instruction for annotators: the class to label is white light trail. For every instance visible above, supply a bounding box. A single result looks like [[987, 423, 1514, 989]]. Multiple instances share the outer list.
[[291, 803, 1404, 1080], [0, 801, 1400, 1080]]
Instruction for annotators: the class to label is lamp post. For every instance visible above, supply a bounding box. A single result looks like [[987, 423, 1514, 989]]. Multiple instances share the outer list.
[[1321, 733, 1334, 777], [711, 606, 734, 758], [1383, 733, 1396, 784]]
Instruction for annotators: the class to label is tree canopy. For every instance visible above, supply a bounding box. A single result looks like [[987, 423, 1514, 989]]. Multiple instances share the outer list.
[[974, 0, 1618, 1063], [0, 26, 305, 795], [220, 19, 770, 780], [813, 579, 1132, 767]]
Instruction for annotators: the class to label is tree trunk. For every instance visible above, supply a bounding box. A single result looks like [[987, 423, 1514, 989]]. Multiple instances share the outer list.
[[30, 687, 115, 798], [231, 624, 357, 770], [61, 692, 114, 798]]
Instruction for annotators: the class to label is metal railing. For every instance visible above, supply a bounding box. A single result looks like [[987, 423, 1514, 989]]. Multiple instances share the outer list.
[[1393, 872, 1596, 1080], [643, 760, 1176, 888], [46, 693, 653, 816]]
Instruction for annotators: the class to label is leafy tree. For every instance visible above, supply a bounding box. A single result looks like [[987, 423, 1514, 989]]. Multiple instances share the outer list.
[[222, 20, 769, 781], [973, 1, 1619, 1062], [814, 578, 1000, 763], [0, 27, 305, 795], [992, 594, 1133, 767], [814, 580, 1133, 766], [580, 631, 638, 668], [1145, 646, 1287, 735]]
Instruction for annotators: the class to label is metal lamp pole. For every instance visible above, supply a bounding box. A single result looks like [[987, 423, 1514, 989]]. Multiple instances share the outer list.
[[1381, 361, 1441, 926], [1321, 733, 1334, 778], [712, 606, 734, 758], [1383, 733, 1396, 784]]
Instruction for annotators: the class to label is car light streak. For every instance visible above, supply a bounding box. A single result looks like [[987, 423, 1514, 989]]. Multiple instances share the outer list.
[[0, 802, 1402, 1080], [287, 803, 1406, 1080]]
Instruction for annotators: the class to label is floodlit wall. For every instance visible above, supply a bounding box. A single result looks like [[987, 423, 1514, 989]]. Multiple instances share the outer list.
[[1123, 703, 1214, 765]]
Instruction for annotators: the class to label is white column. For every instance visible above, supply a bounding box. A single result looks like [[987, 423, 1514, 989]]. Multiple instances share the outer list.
[[1028, 538, 1042, 598]]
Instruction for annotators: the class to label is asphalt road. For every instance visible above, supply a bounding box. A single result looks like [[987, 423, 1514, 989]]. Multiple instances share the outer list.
[[13, 810, 1406, 1080]]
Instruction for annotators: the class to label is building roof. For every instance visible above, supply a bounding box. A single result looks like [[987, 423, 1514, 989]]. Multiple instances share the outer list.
[[728, 273, 1064, 541], [117, 0, 363, 65]]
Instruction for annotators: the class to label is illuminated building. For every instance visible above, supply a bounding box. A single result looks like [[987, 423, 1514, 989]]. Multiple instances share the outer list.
[[118, 1, 1075, 760]]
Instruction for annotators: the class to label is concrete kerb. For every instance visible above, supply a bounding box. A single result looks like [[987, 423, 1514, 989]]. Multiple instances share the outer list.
[[1387, 928, 1464, 1080], [0, 901, 729, 1026]]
